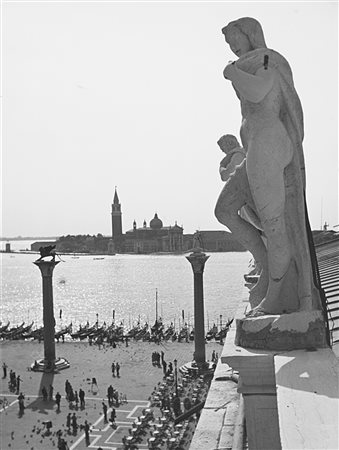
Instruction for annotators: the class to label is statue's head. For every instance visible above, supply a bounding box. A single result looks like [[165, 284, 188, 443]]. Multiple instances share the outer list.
[[222, 17, 267, 56], [217, 134, 240, 153]]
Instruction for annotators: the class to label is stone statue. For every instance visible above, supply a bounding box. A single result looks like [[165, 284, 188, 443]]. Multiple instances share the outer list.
[[37, 245, 56, 262], [218, 17, 321, 317], [215, 134, 268, 306], [192, 231, 204, 251]]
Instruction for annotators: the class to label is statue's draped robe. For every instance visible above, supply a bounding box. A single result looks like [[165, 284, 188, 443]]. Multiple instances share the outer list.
[[235, 48, 321, 312]]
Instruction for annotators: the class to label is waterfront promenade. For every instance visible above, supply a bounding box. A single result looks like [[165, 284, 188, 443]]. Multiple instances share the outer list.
[[0, 339, 223, 449]]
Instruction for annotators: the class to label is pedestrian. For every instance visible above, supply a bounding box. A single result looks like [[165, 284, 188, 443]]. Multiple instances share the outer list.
[[107, 385, 114, 406], [66, 412, 72, 430], [55, 392, 61, 412], [111, 362, 115, 377], [102, 402, 108, 423], [109, 408, 116, 426], [79, 388, 85, 408], [71, 413, 78, 435], [16, 375, 22, 394], [84, 420, 90, 446], [49, 384, 54, 401], [59, 309, 62, 319], [2, 362, 8, 378], [18, 392, 25, 415], [65, 380, 71, 400], [211, 350, 216, 362], [69, 387, 75, 405], [91, 377, 98, 391], [116, 362, 120, 378]]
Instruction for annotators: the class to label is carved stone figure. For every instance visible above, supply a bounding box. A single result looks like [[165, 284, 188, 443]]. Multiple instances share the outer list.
[[215, 135, 268, 306], [219, 17, 321, 316], [37, 245, 56, 262]]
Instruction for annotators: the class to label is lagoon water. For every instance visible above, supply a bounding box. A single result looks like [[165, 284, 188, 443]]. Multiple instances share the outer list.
[[1, 241, 250, 331]]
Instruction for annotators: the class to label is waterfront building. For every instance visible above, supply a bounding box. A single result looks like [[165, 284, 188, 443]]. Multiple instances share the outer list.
[[110, 189, 245, 254], [124, 214, 184, 253]]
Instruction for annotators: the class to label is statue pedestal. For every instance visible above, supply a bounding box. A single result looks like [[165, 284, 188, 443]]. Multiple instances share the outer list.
[[235, 310, 328, 351], [31, 357, 70, 373]]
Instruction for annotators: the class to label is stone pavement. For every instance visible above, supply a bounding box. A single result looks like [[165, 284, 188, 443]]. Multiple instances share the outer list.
[[0, 339, 224, 449]]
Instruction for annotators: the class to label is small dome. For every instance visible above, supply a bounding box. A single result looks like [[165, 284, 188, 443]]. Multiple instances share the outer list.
[[150, 213, 163, 229]]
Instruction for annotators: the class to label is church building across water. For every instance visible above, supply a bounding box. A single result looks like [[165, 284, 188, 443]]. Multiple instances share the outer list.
[[111, 188, 184, 254], [110, 188, 245, 254]]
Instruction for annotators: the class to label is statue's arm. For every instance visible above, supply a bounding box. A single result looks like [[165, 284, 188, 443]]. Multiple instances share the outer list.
[[220, 157, 245, 182], [224, 64, 275, 103]]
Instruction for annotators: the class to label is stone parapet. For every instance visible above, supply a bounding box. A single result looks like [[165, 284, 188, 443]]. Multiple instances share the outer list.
[[235, 310, 328, 351], [189, 359, 240, 450]]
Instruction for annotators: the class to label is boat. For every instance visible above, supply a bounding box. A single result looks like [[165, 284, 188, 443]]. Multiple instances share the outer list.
[[55, 323, 72, 340], [0, 321, 10, 334], [4, 321, 34, 340], [1, 322, 25, 339], [206, 324, 218, 341]]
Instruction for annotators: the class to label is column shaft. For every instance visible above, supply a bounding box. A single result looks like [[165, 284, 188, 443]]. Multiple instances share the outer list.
[[42, 274, 56, 361], [194, 272, 206, 364]]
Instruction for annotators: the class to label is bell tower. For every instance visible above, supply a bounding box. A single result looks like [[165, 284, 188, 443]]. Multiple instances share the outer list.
[[111, 187, 123, 239]]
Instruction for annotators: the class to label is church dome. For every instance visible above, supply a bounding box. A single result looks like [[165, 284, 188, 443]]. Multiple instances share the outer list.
[[150, 213, 163, 229]]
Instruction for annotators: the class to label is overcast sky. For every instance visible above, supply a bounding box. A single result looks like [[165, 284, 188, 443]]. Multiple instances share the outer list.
[[1, 1, 338, 237]]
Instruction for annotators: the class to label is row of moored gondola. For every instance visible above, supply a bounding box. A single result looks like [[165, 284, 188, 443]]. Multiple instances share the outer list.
[[0, 317, 233, 343]]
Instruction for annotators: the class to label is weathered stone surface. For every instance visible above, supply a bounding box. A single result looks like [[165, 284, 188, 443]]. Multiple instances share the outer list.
[[235, 311, 328, 350]]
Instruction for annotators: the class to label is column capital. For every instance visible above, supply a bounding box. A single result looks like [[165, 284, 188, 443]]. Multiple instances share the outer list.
[[186, 250, 210, 273], [33, 260, 60, 277]]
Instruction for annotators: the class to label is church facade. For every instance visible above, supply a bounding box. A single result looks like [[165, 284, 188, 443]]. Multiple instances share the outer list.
[[111, 189, 184, 254], [110, 189, 245, 254]]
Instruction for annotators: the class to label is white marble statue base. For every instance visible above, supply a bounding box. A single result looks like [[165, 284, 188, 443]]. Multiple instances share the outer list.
[[235, 310, 328, 350]]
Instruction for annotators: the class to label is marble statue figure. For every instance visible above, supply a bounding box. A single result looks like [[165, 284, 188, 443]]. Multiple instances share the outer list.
[[215, 134, 268, 306], [217, 17, 321, 316]]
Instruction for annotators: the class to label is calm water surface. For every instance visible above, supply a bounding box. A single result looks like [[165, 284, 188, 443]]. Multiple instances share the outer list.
[[1, 242, 250, 331]]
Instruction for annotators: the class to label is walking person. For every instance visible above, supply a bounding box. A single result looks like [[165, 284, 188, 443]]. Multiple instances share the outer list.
[[18, 392, 25, 416], [102, 402, 108, 423], [84, 420, 90, 446], [79, 388, 85, 408], [65, 380, 71, 401], [116, 363, 120, 378], [55, 392, 61, 412], [71, 413, 78, 435], [109, 408, 116, 427], [16, 375, 22, 394], [2, 362, 8, 378], [66, 412, 72, 431], [111, 362, 115, 377], [49, 384, 54, 401], [107, 385, 114, 406]]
